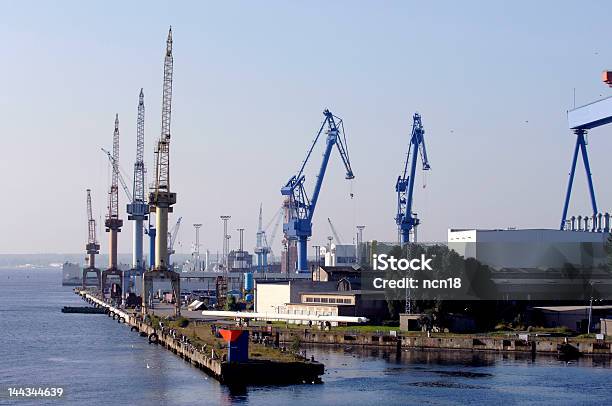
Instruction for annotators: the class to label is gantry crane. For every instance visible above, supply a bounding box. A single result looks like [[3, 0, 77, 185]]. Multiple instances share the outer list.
[[281, 109, 355, 272], [83, 189, 101, 289], [395, 112, 430, 245], [143, 27, 180, 316], [102, 115, 124, 294], [126, 89, 149, 271]]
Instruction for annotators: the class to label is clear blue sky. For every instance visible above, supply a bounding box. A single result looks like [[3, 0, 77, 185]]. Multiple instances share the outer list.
[[1, 1, 612, 255]]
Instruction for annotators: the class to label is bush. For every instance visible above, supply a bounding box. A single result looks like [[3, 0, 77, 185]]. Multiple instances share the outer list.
[[175, 317, 189, 328], [290, 335, 302, 353]]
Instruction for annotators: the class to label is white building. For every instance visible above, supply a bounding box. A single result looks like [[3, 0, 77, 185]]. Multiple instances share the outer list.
[[448, 228, 608, 270], [254, 279, 337, 314]]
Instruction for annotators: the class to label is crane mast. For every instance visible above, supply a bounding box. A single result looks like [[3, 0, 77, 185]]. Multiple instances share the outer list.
[[127, 89, 149, 271], [395, 112, 430, 245], [281, 109, 354, 272], [134, 89, 146, 203], [105, 114, 123, 270]]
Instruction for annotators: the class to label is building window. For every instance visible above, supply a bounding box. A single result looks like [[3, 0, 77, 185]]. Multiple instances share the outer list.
[[328, 298, 336, 303], [305, 297, 313, 303], [320, 298, 328, 303], [313, 297, 321, 303]]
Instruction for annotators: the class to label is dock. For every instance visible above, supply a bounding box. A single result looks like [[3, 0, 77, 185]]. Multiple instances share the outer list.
[[76, 290, 324, 385]]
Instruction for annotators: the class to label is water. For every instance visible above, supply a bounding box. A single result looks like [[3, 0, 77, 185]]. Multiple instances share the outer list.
[[1, 268, 611, 405]]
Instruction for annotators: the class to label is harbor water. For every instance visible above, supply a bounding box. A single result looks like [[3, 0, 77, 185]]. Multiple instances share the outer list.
[[1, 268, 611, 405]]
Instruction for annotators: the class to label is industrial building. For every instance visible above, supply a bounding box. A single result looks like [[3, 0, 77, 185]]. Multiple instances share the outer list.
[[254, 277, 387, 325], [448, 228, 608, 270], [529, 306, 612, 333]]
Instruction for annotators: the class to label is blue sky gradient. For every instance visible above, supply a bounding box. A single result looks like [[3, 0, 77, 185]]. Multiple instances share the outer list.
[[1, 1, 612, 254]]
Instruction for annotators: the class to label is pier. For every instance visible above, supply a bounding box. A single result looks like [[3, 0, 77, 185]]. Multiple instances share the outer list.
[[76, 290, 324, 385]]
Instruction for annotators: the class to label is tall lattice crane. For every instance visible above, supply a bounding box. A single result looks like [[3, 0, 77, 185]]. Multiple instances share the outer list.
[[127, 89, 149, 271], [143, 27, 180, 317], [85, 189, 100, 269], [83, 189, 101, 289], [281, 109, 355, 272], [149, 27, 176, 270], [105, 114, 123, 270], [395, 112, 430, 244]]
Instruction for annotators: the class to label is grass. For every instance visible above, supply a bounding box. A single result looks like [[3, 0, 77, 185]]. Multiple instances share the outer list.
[[333, 325, 400, 333], [169, 322, 303, 363]]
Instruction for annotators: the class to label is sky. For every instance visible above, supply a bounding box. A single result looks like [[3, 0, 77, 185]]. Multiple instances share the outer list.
[[1, 1, 612, 256]]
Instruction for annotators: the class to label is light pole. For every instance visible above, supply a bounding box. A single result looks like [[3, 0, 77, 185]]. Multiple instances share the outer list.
[[220, 216, 231, 273]]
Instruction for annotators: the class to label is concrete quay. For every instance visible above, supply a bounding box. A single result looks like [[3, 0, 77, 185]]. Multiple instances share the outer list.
[[76, 290, 324, 385]]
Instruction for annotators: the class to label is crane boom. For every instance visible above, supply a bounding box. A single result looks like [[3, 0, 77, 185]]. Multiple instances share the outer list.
[[102, 148, 132, 202], [395, 112, 430, 244], [327, 217, 343, 245], [168, 216, 182, 254], [281, 109, 355, 272], [267, 207, 283, 249]]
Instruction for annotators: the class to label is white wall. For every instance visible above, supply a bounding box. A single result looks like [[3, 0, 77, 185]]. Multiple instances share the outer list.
[[254, 282, 291, 313]]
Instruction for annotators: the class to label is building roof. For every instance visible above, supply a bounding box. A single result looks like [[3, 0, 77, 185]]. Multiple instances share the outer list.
[[318, 265, 361, 273], [254, 280, 290, 285], [534, 305, 612, 312]]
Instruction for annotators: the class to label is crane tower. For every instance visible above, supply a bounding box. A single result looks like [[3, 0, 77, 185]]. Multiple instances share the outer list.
[[143, 27, 180, 316], [127, 89, 149, 272], [395, 113, 430, 244], [83, 189, 101, 289], [102, 115, 124, 295]]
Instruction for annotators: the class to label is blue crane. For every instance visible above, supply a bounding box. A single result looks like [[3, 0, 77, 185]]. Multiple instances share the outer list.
[[281, 109, 354, 272], [396, 113, 430, 245]]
